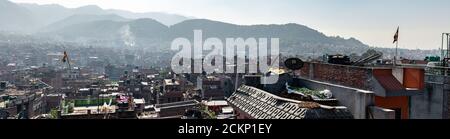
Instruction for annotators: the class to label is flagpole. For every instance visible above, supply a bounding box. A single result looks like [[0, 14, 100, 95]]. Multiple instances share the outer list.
[[393, 26, 399, 67], [394, 40, 398, 66]]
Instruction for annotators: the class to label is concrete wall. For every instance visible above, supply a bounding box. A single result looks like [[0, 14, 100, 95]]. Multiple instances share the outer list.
[[369, 106, 395, 119], [410, 75, 450, 119], [294, 77, 375, 119], [392, 67, 404, 84]]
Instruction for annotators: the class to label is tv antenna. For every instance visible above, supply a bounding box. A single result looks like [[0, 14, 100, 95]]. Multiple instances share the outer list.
[[442, 33, 450, 67]]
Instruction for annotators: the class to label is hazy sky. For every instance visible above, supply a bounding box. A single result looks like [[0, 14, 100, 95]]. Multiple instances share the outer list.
[[11, 0, 450, 50]]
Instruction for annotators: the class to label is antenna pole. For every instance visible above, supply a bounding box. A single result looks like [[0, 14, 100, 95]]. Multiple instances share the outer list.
[[447, 34, 450, 61], [442, 33, 445, 60]]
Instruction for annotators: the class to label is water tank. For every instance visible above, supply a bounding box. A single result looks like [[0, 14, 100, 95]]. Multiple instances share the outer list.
[[328, 55, 351, 65], [0, 81, 6, 91]]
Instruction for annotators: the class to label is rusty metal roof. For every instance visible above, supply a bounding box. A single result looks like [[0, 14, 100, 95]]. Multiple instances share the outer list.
[[374, 74, 404, 91]]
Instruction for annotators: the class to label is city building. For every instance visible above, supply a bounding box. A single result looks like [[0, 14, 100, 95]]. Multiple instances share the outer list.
[[0, 89, 46, 119], [200, 76, 234, 100], [295, 61, 449, 119], [160, 79, 184, 103]]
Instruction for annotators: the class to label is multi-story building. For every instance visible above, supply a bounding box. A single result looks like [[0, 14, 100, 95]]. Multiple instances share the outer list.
[[105, 64, 124, 81], [200, 76, 234, 100], [160, 79, 184, 104], [294, 61, 449, 119], [410, 66, 450, 119], [0, 89, 46, 119]]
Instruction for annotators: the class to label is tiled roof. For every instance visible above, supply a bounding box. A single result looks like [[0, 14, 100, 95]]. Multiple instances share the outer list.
[[227, 85, 353, 119]]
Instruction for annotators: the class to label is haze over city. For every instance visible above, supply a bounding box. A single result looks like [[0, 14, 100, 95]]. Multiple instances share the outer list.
[[10, 0, 450, 50], [1, 0, 450, 128]]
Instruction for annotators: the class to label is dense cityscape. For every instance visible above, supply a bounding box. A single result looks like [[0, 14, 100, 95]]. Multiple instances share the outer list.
[[1, 0, 450, 120], [1, 35, 449, 119]]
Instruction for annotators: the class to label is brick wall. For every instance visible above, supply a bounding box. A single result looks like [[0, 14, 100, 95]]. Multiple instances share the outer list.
[[296, 62, 371, 90], [298, 62, 310, 77]]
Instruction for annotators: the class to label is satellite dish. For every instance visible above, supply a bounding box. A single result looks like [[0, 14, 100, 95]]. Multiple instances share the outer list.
[[285, 58, 304, 70]]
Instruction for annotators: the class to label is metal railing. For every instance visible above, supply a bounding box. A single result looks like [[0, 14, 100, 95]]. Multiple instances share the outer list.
[[425, 66, 450, 76]]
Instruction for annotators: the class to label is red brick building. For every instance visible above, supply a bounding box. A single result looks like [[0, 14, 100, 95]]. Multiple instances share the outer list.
[[296, 62, 424, 119]]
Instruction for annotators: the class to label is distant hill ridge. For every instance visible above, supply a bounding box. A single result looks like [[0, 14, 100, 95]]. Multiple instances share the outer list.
[[43, 18, 368, 49], [0, 0, 191, 32], [0, 0, 369, 54]]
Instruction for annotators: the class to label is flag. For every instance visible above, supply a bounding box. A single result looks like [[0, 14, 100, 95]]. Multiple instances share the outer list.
[[393, 27, 399, 44], [62, 51, 68, 63]]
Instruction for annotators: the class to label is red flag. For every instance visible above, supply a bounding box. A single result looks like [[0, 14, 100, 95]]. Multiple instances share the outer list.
[[393, 27, 399, 44], [62, 51, 68, 63]]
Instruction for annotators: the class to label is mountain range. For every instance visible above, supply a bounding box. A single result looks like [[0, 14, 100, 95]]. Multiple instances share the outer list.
[[0, 0, 369, 54], [0, 0, 191, 32]]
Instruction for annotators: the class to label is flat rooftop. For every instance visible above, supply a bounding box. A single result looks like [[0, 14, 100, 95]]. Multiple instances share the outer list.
[[305, 61, 427, 70], [63, 105, 117, 116], [204, 100, 228, 106], [164, 79, 180, 86]]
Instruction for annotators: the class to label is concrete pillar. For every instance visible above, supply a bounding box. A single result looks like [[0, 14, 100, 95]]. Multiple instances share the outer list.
[[309, 63, 314, 79]]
